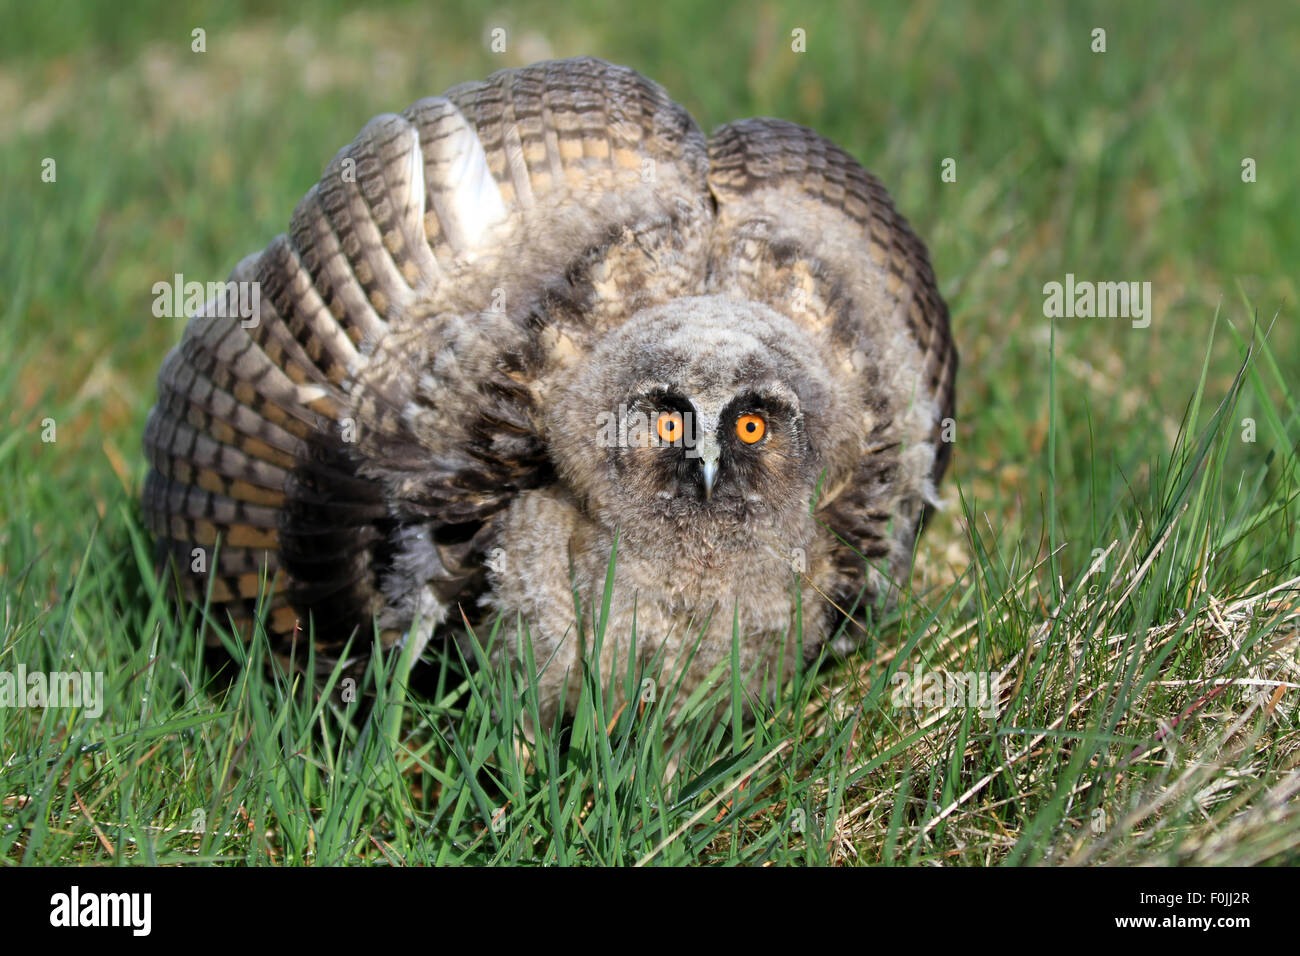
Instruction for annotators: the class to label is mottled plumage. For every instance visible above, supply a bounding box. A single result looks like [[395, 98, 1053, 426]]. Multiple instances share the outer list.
[[142, 57, 956, 723]]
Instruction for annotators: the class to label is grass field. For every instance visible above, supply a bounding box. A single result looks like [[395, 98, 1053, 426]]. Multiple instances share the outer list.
[[2, 0, 1298, 865]]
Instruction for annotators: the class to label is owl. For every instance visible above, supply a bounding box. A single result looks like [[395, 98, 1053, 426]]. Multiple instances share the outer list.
[[143, 57, 956, 725]]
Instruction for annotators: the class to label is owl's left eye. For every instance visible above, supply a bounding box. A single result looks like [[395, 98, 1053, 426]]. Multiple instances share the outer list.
[[657, 411, 684, 443], [736, 413, 766, 444]]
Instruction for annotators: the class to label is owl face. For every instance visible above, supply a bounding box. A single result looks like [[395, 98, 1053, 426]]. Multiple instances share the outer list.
[[617, 372, 806, 515], [550, 295, 849, 540]]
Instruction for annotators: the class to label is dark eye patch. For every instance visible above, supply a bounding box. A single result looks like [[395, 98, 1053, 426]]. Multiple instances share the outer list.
[[631, 387, 699, 445], [720, 391, 796, 444]]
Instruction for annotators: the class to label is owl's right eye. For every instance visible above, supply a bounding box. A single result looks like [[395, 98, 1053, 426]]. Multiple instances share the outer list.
[[657, 411, 684, 443]]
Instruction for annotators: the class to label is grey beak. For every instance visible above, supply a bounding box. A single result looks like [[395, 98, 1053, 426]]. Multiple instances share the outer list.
[[697, 434, 720, 499], [701, 459, 719, 499]]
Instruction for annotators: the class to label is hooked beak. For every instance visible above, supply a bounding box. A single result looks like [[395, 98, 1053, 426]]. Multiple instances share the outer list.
[[701, 459, 719, 499], [698, 435, 720, 500]]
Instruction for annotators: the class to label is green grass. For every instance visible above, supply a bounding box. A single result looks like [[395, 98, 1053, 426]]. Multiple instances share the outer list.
[[2, 0, 1298, 865]]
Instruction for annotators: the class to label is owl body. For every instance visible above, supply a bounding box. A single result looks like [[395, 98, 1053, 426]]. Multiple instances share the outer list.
[[142, 57, 956, 723], [487, 482, 825, 724], [488, 294, 842, 721]]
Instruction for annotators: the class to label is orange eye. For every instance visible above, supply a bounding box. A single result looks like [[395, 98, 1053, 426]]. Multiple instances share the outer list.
[[736, 413, 766, 444], [657, 411, 684, 443]]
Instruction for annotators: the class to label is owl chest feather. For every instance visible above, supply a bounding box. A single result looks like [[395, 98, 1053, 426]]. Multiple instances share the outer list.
[[487, 486, 828, 721]]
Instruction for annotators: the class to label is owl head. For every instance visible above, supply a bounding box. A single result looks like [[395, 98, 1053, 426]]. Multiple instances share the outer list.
[[548, 295, 859, 548]]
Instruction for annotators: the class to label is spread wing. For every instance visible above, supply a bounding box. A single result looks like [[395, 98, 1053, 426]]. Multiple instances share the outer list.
[[142, 57, 713, 666]]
